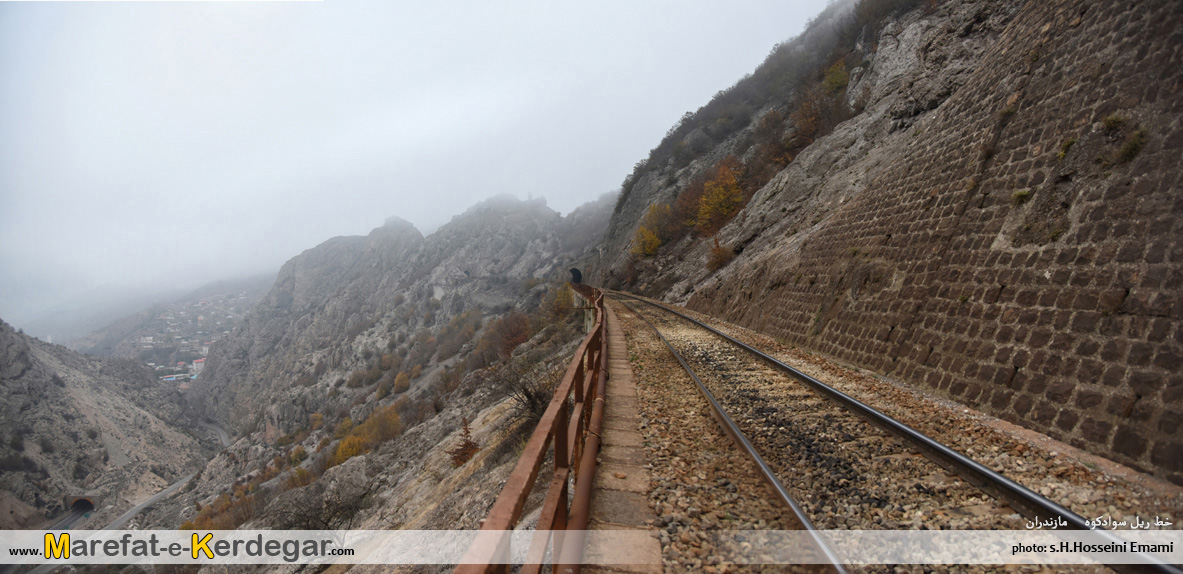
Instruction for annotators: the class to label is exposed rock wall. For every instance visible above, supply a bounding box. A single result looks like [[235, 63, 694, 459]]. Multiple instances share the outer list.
[[687, 0, 1183, 482], [158, 195, 609, 531], [190, 195, 611, 437]]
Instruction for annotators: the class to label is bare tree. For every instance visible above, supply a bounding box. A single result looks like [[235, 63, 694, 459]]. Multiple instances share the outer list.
[[489, 357, 564, 424]]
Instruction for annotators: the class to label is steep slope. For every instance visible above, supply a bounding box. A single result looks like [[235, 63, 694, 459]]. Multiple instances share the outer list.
[[190, 217, 427, 433], [0, 319, 207, 528], [152, 195, 610, 531], [190, 196, 601, 436], [597, 0, 1182, 483]]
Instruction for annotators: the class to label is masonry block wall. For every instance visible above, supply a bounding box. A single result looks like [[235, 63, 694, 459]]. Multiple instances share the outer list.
[[690, 0, 1183, 483]]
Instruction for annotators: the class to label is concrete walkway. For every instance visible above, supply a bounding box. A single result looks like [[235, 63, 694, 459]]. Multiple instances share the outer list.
[[584, 301, 662, 574]]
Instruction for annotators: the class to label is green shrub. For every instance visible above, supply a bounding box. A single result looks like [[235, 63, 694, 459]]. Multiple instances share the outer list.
[[290, 446, 308, 465], [1057, 137, 1076, 160], [823, 61, 849, 93], [1117, 129, 1146, 163]]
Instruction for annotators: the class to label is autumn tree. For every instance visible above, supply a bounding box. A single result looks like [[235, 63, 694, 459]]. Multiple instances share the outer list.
[[393, 372, 410, 393], [630, 225, 661, 258], [791, 88, 822, 143], [674, 179, 707, 231], [448, 418, 480, 467], [695, 158, 745, 235], [543, 283, 574, 320], [707, 236, 735, 271], [630, 204, 675, 258], [491, 311, 531, 360], [643, 203, 675, 240], [328, 404, 403, 468]]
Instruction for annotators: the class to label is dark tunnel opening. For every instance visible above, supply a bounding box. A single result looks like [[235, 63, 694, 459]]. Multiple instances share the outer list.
[[70, 498, 94, 513]]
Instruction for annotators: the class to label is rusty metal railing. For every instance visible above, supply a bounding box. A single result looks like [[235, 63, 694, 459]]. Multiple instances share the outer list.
[[455, 285, 607, 574]]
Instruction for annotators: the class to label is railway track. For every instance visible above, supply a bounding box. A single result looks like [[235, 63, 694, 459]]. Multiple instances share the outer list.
[[611, 291, 1181, 574]]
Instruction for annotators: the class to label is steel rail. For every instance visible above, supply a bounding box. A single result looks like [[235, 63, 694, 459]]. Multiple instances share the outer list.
[[615, 291, 1183, 574], [612, 296, 848, 574]]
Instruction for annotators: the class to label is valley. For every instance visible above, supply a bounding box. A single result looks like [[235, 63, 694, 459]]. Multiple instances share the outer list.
[[0, 0, 1180, 572]]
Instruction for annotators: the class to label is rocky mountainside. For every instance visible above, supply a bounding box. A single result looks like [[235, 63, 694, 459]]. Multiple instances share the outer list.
[[190, 194, 608, 436], [595, 0, 1182, 482], [137, 194, 609, 533], [0, 319, 208, 528]]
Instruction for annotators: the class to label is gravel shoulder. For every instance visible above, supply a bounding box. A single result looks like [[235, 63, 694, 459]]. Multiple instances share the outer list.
[[615, 300, 828, 574], [663, 300, 1183, 528]]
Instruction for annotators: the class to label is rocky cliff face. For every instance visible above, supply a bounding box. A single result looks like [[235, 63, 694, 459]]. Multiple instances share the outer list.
[[190, 195, 607, 438], [138, 194, 608, 533], [596, 0, 1183, 483], [0, 319, 207, 528]]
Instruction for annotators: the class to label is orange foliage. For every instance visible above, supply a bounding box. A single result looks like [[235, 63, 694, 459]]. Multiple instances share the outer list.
[[330, 436, 367, 467], [631, 226, 661, 258], [493, 312, 531, 360], [695, 157, 745, 235], [289, 446, 308, 465], [791, 87, 823, 142], [545, 284, 573, 320], [393, 372, 410, 393], [448, 417, 480, 467], [327, 404, 404, 468], [674, 180, 706, 231], [707, 236, 735, 271], [631, 204, 674, 258]]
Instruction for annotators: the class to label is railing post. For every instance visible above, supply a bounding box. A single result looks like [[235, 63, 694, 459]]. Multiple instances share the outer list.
[[555, 403, 569, 468], [573, 359, 584, 410]]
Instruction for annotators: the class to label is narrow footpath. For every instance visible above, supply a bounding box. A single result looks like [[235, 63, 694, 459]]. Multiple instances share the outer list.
[[585, 301, 662, 574]]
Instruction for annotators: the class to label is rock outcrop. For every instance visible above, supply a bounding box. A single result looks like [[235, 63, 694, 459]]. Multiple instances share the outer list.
[[190, 195, 609, 437], [140, 194, 610, 533]]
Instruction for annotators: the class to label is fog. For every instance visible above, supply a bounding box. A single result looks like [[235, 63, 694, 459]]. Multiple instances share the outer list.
[[0, 0, 828, 332]]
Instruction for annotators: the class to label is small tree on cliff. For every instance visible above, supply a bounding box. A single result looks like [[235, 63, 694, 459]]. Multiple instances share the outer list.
[[448, 418, 480, 467], [695, 158, 745, 235]]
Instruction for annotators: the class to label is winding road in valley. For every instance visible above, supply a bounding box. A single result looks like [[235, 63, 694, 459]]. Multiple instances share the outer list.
[[18, 421, 231, 573]]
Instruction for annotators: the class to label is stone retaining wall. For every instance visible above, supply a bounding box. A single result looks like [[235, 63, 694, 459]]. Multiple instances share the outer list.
[[690, 0, 1183, 483]]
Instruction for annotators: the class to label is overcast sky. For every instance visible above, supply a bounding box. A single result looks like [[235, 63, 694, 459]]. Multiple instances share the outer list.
[[0, 0, 829, 328]]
